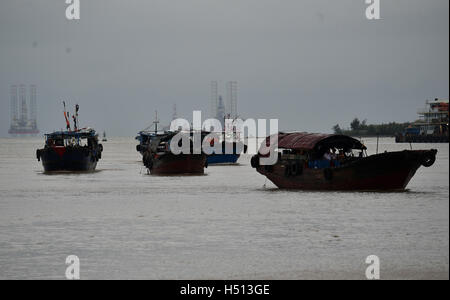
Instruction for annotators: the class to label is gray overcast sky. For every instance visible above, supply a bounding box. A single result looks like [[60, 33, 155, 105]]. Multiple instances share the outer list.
[[0, 0, 448, 136]]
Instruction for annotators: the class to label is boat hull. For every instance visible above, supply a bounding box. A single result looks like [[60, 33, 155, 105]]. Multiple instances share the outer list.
[[37, 146, 101, 172], [206, 141, 246, 165], [254, 150, 437, 191], [144, 153, 206, 175], [207, 153, 240, 165]]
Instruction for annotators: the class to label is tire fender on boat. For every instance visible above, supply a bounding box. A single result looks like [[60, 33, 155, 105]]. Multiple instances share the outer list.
[[324, 168, 333, 181], [36, 149, 41, 162], [284, 163, 292, 177], [250, 155, 260, 168], [290, 162, 303, 176], [421, 150, 437, 167], [297, 162, 303, 176], [290, 162, 297, 176]]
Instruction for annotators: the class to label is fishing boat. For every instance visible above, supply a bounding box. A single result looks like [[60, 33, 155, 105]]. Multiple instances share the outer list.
[[136, 111, 166, 159], [251, 132, 437, 191], [142, 131, 207, 175], [102, 131, 107, 142], [36, 103, 103, 172], [205, 131, 248, 165]]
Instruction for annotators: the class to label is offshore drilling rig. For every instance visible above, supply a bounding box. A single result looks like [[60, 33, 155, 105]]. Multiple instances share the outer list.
[[8, 84, 39, 136], [210, 81, 238, 128]]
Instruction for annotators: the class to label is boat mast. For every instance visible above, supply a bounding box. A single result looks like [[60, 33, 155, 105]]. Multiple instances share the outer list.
[[72, 104, 79, 131], [153, 110, 159, 134], [75, 104, 79, 131]]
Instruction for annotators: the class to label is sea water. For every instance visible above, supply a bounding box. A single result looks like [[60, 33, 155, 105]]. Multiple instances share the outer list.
[[0, 137, 448, 279]]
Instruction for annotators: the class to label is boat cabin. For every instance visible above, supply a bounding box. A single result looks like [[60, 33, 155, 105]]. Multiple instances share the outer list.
[[261, 132, 367, 169], [45, 129, 99, 148]]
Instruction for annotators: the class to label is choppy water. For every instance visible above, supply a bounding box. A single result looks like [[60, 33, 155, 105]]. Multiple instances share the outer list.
[[0, 137, 448, 279]]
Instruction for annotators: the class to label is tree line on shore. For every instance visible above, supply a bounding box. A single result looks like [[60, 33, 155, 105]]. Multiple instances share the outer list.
[[333, 118, 411, 137]]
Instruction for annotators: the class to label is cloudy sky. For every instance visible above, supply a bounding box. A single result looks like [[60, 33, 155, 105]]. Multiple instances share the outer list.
[[0, 0, 448, 136]]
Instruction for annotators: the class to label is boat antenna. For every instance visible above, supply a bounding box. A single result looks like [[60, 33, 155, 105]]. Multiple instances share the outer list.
[[63, 101, 71, 131], [72, 114, 77, 131]]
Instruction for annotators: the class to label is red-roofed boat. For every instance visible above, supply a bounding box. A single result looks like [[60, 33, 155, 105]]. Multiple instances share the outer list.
[[251, 132, 437, 191]]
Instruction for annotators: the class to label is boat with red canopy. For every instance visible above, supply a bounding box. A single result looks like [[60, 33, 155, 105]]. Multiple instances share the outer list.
[[251, 132, 437, 190]]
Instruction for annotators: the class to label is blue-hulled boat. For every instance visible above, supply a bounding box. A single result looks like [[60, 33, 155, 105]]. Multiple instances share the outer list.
[[205, 131, 247, 165], [207, 152, 241, 164]]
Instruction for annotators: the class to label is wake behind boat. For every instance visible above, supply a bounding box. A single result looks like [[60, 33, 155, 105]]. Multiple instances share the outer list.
[[251, 132, 437, 191]]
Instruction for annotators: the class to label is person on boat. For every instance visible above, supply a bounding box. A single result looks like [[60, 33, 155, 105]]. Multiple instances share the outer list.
[[343, 148, 353, 158], [331, 148, 338, 160], [323, 149, 332, 160]]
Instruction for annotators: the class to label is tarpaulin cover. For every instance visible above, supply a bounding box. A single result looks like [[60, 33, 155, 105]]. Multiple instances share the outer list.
[[261, 132, 366, 152]]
